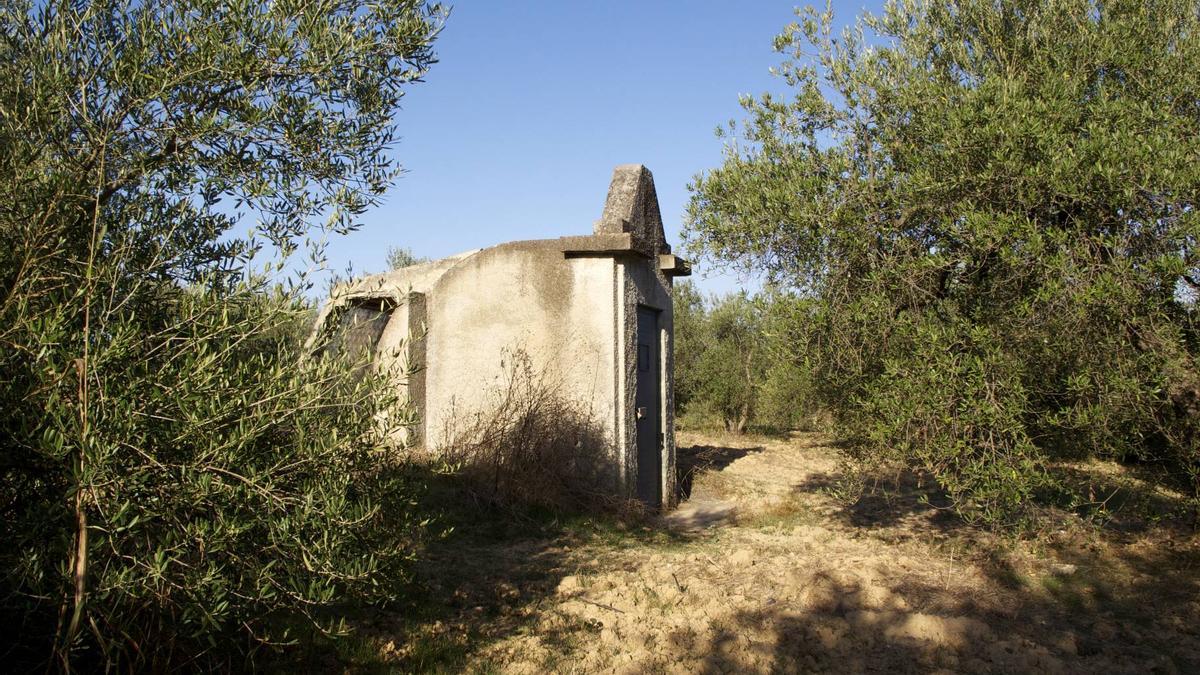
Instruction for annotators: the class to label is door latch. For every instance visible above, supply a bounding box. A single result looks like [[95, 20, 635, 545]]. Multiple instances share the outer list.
[[636, 406, 647, 420]]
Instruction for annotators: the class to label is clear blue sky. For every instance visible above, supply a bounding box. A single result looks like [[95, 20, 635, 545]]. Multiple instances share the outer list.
[[320, 1, 883, 295]]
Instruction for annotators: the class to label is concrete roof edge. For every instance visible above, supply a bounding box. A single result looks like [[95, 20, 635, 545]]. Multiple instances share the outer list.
[[333, 248, 483, 299], [659, 253, 692, 277]]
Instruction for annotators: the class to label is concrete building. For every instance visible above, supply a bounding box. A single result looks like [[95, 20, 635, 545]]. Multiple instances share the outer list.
[[308, 165, 690, 508]]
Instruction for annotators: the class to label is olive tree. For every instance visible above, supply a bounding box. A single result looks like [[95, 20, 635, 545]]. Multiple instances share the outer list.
[[671, 280, 706, 414], [0, 0, 443, 668], [692, 292, 765, 434], [674, 284, 815, 434], [687, 0, 1200, 524]]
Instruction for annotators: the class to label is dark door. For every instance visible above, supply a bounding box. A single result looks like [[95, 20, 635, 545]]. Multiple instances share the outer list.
[[635, 306, 662, 507]]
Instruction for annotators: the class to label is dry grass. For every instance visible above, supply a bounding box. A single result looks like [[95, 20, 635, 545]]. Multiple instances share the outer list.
[[438, 349, 616, 512], [300, 430, 1200, 673]]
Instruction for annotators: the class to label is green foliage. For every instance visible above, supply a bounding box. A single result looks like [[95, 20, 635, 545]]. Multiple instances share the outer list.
[[755, 294, 818, 431], [671, 279, 707, 414], [0, 0, 443, 668], [692, 292, 763, 433], [687, 0, 1200, 525], [387, 246, 429, 270], [674, 281, 815, 433]]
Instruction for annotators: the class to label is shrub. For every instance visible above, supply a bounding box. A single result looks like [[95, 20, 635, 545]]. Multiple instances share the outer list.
[[673, 283, 818, 434], [0, 0, 444, 667], [0, 269, 433, 669], [687, 0, 1200, 525], [439, 349, 613, 512]]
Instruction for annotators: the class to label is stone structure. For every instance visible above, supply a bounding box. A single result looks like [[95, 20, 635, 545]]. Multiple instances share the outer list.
[[308, 165, 690, 508]]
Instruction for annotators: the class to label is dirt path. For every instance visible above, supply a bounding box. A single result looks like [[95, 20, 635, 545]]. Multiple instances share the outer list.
[[365, 431, 1200, 674]]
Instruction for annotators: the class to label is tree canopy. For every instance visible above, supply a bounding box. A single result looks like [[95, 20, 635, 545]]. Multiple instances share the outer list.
[[0, 0, 444, 667], [673, 281, 815, 434], [687, 0, 1200, 524]]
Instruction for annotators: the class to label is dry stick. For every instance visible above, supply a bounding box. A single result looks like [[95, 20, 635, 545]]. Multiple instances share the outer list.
[[671, 572, 686, 594], [577, 597, 625, 614]]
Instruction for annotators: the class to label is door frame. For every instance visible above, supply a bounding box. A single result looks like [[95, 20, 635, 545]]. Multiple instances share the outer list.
[[634, 305, 662, 507]]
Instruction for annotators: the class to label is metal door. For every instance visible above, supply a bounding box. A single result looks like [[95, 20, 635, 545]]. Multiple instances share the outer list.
[[635, 306, 662, 507]]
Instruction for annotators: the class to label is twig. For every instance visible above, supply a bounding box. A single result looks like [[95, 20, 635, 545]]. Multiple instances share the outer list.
[[578, 597, 625, 614]]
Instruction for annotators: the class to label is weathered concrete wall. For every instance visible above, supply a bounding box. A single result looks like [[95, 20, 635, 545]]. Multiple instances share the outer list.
[[305, 251, 479, 445], [307, 165, 688, 508], [422, 243, 619, 468]]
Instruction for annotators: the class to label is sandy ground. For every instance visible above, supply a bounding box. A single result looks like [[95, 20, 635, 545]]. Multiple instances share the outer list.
[[363, 431, 1200, 674]]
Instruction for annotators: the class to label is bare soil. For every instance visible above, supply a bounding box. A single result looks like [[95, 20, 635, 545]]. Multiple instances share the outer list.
[[344, 431, 1200, 674]]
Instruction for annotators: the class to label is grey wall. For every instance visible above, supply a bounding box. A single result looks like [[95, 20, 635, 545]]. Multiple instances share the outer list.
[[307, 165, 688, 508]]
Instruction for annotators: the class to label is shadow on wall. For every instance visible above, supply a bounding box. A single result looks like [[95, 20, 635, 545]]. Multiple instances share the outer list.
[[439, 348, 621, 512]]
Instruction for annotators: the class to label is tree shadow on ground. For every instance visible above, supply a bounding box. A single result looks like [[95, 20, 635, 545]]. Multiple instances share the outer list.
[[284, 467, 698, 672], [792, 467, 965, 532], [679, 540, 1199, 674], [793, 454, 1197, 536], [693, 574, 998, 674], [676, 442, 764, 501], [1006, 527, 1200, 671], [282, 436, 1200, 672], [764, 462, 1200, 673], [1045, 461, 1198, 534]]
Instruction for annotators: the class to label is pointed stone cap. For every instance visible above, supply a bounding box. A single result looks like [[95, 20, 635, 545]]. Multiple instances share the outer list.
[[595, 164, 670, 256]]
